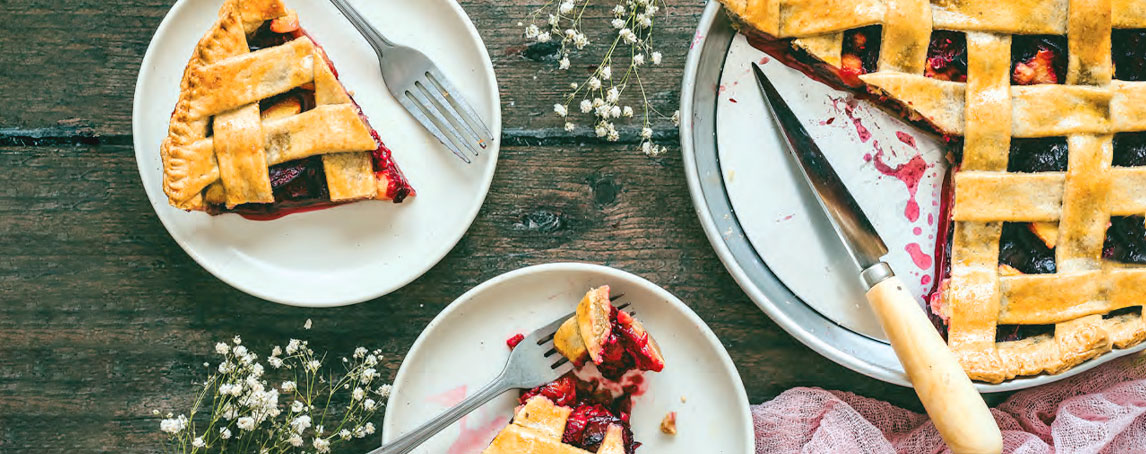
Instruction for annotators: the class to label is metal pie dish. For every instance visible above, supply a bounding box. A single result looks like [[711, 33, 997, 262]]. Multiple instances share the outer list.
[[681, 1, 1146, 392]]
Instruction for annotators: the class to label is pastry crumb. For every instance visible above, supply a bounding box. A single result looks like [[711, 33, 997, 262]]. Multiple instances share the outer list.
[[660, 412, 677, 435], [680, 395, 687, 403]]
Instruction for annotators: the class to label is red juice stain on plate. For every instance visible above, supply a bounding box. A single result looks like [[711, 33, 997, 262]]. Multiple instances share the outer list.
[[819, 117, 837, 126], [866, 141, 930, 222], [896, 131, 917, 148], [506, 333, 525, 350], [447, 414, 509, 454], [729, 98, 738, 103], [905, 243, 934, 270], [760, 56, 771, 64], [921, 274, 932, 286], [428, 385, 468, 407], [913, 227, 922, 235]]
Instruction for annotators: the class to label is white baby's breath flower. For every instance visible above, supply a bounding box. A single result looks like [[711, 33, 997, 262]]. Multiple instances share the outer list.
[[353, 347, 367, 359], [286, 339, 300, 355], [271, 345, 282, 357], [303, 319, 312, 330], [639, 15, 652, 28], [588, 77, 601, 90], [305, 360, 321, 372], [159, 415, 187, 434], [250, 363, 264, 377], [651, 52, 663, 65], [642, 127, 653, 139], [220, 427, 232, 440], [564, 122, 575, 132], [606, 87, 620, 103], [623, 106, 634, 118], [611, 18, 625, 29], [593, 98, 604, 108], [641, 141, 653, 155], [364, 398, 377, 410], [570, 82, 578, 89], [268, 356, 283, 369], [600, 66, 612, 80], [352, 387, 365, 401], [554, 104, 568, 117], [607, 127, 620, 142], [547, 14, 559, 26], [314, 437, 331, 453], [559, 57, 570, 70], [573, 33, 589, 49], [672, 110, 681, 126], [215, 343, 229, 355], [237, 416, 256, 431], [634, 54, 645, 65], [613, 5, 625, 15], [537, 31, 552, 43], [580, 100, 593, 113], [559, 1, 574, 14], [525, 24, 539, 39], [595, 103, 611, 118], [291, 415, 312, 434], [595, 123, 608, 137], [233, 335, 242, 345], [288, 434, 304, 447], [192, 437, 205, 448], [340, 429, 352, 440], [609, 105, 622, 119], [291, 401, 305, 413], [365, 422, 376, 434], [619, 28, 637, 44], [361, 368, 377, 383]]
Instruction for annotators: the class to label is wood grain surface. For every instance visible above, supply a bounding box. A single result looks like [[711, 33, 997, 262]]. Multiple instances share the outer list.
[[0, 0, 990, 452]]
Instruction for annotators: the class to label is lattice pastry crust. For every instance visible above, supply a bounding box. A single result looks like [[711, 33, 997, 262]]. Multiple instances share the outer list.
[[722, 0, 1146, 383], [161, 0, 409, 213]]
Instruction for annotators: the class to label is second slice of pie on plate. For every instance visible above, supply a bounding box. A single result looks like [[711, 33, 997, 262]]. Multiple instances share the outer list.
[[484, 286, 666, 454], [161, 0, 414, 219]]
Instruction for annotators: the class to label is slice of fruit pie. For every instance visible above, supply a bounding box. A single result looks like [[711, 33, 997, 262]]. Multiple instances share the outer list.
[[161, 0, 414, 220], [483, 286, 665, 454], [720, 0, 1146, 383]]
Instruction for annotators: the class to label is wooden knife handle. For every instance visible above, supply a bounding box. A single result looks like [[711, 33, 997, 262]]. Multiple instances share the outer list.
[[866, 276, 1003, 454]]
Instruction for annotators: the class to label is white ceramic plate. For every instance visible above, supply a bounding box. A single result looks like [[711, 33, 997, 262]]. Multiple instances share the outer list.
[[132, 0, 500, 306], [382, 263, 755, 454]]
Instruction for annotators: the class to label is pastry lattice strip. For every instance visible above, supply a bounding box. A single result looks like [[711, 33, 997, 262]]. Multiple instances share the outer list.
[[722, 0, 1146, 382], [161, 0, 383, 210]]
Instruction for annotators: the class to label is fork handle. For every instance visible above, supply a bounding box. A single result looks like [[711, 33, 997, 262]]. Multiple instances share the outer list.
[[328, 0, 396, 52], [365, 374, 510, 454]]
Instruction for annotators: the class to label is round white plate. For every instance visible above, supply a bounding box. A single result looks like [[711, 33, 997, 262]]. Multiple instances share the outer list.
[[133, 0, 500, 306], [382, 263, 754, 454]]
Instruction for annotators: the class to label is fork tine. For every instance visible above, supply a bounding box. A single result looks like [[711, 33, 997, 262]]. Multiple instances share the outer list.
[[413, 80, 483, 158], [426, 68, 494, 149], [399, 92, 472, 164]]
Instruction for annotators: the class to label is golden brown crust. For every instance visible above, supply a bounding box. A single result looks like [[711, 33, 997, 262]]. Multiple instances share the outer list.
[[554, 317, 589, 364], [162, 0, 383, 211], [576, 286, 614, 364], [481, 396, 627, 454]]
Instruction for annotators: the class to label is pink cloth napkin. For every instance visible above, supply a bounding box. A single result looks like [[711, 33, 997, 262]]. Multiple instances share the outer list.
[[753, 354, 1146, 453]]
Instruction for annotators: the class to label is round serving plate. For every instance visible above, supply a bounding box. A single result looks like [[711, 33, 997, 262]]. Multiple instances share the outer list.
[[133, 0, 500, 307], [681, 0, 1146, 392], [382, 263, 755, 453]]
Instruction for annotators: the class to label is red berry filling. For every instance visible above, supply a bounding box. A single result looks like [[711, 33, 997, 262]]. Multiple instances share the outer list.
[[595, 308, 664, 380], [924, 31, 968, 82], [505, 333, 525, 350], [840, 26, 882, 84], [562, 404, 637, 454], [1010, 36, 1066, 85]]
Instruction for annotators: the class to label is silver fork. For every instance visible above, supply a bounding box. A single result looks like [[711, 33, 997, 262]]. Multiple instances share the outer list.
[[328, 0, 494, 164], [366, 312, 575, 454]]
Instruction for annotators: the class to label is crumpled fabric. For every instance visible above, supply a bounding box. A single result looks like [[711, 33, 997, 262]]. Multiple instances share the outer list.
[[753, 354, 1146, 453]]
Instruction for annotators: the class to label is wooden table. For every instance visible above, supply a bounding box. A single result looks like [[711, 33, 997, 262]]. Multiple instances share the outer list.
[[0, 1, 947, 451]]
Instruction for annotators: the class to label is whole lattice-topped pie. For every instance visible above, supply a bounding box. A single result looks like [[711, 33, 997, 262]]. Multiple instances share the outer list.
[[161, 0, 414, 219], [722, 0, 1146, 383]]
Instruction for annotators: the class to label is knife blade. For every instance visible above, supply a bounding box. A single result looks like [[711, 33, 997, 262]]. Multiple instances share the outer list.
[[752, 62, 1002, 454]]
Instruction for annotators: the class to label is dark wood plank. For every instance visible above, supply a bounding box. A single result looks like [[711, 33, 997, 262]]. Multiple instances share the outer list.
[[0, 142, 928, 451]]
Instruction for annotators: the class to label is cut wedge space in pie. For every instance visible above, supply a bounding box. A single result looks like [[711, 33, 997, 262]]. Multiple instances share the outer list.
[[721, 0, 1146, 383], [161, 0, 414, 220], [483, 286, 666, 454]]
